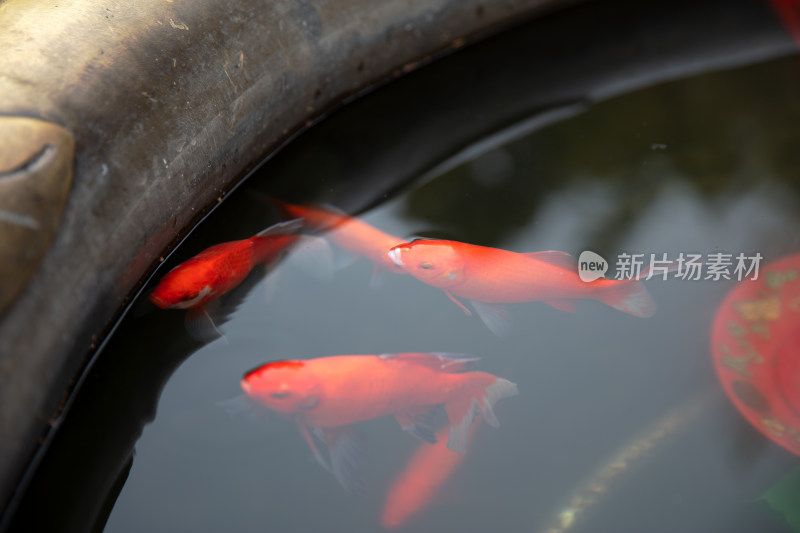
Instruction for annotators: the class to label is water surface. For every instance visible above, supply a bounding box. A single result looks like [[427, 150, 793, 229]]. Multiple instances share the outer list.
[[101, 53, 800, 533]]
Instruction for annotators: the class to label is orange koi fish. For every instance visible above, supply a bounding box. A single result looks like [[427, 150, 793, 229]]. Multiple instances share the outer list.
[[273, 200, 407, 276], [388, 239, 655, 336], [149, 219, 302, 340], [381, 419, 480, 529], [241, 353, 517, 492]]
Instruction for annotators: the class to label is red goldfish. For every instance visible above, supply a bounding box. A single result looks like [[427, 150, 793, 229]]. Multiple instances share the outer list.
[[388, 239, 655, 336], [149, 218, 302, 340], [241, 352, 517, 492], [381, 419, 480, 529], [273, 200, 407, 276]]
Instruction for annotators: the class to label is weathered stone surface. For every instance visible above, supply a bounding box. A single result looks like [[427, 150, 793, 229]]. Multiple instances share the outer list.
[[0, 117, 74, 313]]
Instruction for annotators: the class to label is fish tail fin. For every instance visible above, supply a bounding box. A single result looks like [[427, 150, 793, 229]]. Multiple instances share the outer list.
[[444, 377, 518, 453], [596, 279, 656, 318]]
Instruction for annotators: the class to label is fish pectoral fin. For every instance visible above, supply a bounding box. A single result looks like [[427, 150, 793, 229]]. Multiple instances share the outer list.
[[395, 405, 443, 444], [299, 394, 320, 411], [297, 423, 332, 473], [543, 298, 577, 313], [320, 426, 367, 495], [444, 291, 472, 316], [470, 300, 511, 338], [368, 266, 386, 290], [523, 250, 577, 272], [216, 394, 268, 422], [184, 305, 226, 344]]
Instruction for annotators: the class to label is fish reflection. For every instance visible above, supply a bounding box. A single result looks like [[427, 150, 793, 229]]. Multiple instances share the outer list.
[[273, 200, 408, 279], [240, 353, 517, 492], [381, 418, 480, 529], [388, 239, 655, 336], [149, 219, 302, 341]]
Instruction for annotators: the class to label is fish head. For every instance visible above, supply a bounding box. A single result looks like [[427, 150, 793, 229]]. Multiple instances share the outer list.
[[149, 261, 218, 310], [387, 240, 465, 288], [241, 360, 321, 415]]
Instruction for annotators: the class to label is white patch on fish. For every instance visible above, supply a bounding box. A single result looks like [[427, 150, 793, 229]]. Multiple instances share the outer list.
[[387, 248, 404, 266], [173, 285, 213, 309]]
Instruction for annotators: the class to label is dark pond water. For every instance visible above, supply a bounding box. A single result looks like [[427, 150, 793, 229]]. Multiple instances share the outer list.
[[106, 58, 800, 533], [7, 1, 800, 532]]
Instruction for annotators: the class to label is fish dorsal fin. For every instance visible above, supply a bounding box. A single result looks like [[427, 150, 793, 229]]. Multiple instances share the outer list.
[[255, 217, 304, 238], [378, 352, 479, 372], [524, 250, 576, 271]]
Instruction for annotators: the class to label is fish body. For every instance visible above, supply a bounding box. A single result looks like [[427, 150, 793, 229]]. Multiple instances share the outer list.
[[241, 353, 517, 491], [388, 239, 655, 326], [149, 219, 302, 338], [381, 420, 479, 529], [273, 200, 407, 273], [242, 353, 514, 443]]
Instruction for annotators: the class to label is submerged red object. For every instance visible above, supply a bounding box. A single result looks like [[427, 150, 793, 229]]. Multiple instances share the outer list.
[[711, 252, 800, 456]]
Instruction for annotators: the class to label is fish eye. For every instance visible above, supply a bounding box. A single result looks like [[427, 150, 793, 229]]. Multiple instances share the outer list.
[[271, 391, 290, 399], [419, 262, 435, 270]]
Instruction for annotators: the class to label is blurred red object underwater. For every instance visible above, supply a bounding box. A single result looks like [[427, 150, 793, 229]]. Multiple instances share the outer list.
[[711, 252, 800, 457]]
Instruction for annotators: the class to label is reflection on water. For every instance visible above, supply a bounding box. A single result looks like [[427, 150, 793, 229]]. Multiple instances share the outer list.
[[542, 389, 717, 533], [8, 3, 800, 531], [98, 55, 799, 533]]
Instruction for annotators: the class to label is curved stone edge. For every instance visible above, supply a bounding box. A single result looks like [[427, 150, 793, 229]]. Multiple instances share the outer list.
[[0, 0, 572, 517]]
